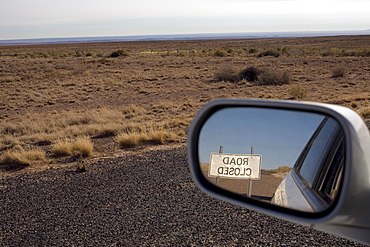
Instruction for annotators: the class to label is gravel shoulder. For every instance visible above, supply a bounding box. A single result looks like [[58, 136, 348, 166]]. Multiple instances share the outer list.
[[0, 146, 363, 246]]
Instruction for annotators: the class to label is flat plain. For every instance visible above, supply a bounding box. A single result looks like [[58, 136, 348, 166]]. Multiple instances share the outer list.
[[1, 35, 370, 176]]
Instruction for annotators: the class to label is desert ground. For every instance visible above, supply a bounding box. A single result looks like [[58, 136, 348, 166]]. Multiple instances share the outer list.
[[1, 35, 370, 177], [200, 162, 283, 202]]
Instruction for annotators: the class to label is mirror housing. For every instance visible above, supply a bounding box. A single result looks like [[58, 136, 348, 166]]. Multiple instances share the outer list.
[[188, 99, 370, 244]]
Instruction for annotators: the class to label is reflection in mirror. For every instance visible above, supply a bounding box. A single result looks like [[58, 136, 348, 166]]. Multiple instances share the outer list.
[[198, 107, 344, 213]]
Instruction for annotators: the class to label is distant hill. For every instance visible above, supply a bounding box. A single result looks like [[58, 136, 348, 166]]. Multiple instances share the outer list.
[[1, 30, 369, 46]]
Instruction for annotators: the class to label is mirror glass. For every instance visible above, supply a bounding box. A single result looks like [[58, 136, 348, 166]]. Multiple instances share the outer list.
[[198, 107, 345, 213]]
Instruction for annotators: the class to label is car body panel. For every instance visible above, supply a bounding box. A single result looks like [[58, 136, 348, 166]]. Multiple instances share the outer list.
[[188, 99, 370, 244], [271, 171, 314, 212], [272, 116, 344, 213]]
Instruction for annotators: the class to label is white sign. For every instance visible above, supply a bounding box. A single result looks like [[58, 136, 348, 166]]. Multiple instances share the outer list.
[[209, 153, 262, 180]]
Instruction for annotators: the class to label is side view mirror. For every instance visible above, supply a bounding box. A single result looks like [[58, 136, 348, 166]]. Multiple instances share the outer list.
[[188, 99, 370, 244]]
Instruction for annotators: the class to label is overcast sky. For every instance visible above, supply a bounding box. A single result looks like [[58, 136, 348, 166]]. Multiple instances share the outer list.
[[1, 0, 369, 40]]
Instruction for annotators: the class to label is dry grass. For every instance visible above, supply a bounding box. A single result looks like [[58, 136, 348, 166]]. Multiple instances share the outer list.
[[51, 139, 74, 156], [0, 107, 146, 145], [74, 136, 94, 157], [359, 108, 370, 119], [51, 136, 93, 157], [1, 147, 46, 166], [117, 128, 177, 148], [214, 66, 241, 83], [75, 158, 88, 172], [1, 35, 370, 174], [275, 166, 292, 173], [150, 130, 177, 144], [288, 83, 308, 100], [332, 67, 346, 78], [269, 166, 292, 179], [117, 132, 148, 148], [214, 48, 228, 57], [239, 67, 260, 82], [257, 68, 291, 85], [257, 50, 280, 58], [214, 65, 291, 85]]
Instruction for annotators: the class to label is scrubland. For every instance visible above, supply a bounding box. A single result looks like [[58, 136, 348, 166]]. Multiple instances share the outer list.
[[1, 35, 370, 176]]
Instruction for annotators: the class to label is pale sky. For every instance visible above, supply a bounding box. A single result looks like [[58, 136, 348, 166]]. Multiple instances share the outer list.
[[1, 0, 370, 40], [198, 107, 325, 170]]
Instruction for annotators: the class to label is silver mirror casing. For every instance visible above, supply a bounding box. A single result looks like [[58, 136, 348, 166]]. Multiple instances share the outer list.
[[188, 99, 370, 244]]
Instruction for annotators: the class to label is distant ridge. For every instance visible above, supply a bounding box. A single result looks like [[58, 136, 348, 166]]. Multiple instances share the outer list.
[[1, 30, 369, 46]]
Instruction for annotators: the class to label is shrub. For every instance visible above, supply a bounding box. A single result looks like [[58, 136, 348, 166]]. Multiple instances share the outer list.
[[258, 68, 291, 85], [214, 49, 228, 57], [214, 66, 241, 83], [239, 67, 260, 82], [322, 48, 341, 57], [281, 47, 289, 53], [248, 48, 259, 54], [257, 50, 280, 58], [288, 84, 308, 100], [359, 50, 370, 57], [75, 158, 88, 172], [275, 166, 291, 173], [109, 49, 129, 58], [226, 49, 234, 54], [331, 67, 346, 78]]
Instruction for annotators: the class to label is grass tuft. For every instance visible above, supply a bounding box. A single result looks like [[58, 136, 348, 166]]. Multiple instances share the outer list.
[[117, 129, 177, 148], [74, 136, 94, 157], [150, 130, 177, 144], [117, 132, 147, 148], [51, 136, 93, 157], [288, 83, 308, 100], [1, 147, 46, 166], [51, 139, 74, 156]]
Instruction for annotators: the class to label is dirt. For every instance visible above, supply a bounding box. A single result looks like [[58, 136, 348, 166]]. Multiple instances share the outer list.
[[200, 162, 283, 201], [1, 35, 370, 177]]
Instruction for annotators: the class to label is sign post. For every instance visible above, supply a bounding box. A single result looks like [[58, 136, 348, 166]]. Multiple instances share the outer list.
[[248, 147, 255, 197], [216, 146, 223, 185]]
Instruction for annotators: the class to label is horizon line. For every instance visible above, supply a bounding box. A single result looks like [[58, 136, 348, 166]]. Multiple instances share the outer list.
[[1, 30, 369, 46]]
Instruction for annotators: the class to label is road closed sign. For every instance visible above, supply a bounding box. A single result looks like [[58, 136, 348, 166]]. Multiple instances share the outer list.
[[209, 153, 262, 180]]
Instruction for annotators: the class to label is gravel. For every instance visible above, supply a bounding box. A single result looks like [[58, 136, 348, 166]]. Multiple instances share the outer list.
[[0, 146, 364, 246]]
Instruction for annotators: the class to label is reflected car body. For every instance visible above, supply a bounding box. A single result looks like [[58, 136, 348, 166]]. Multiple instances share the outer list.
[[272, 116, 344, 212]]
